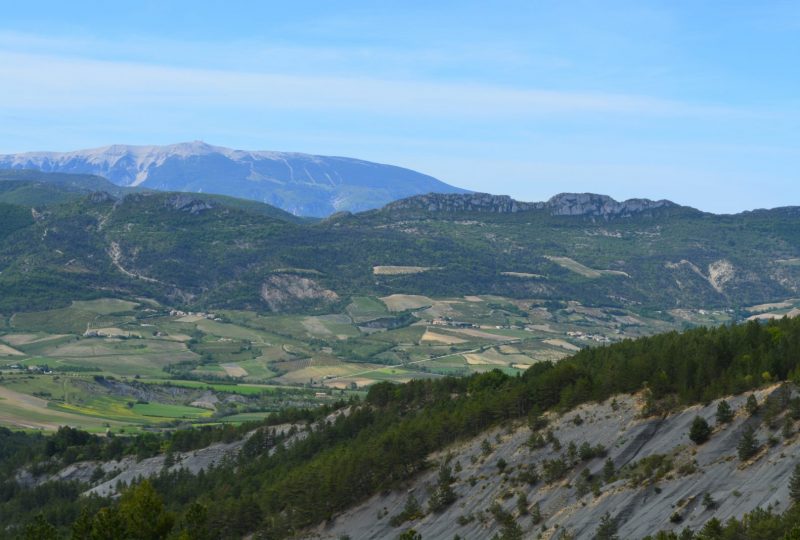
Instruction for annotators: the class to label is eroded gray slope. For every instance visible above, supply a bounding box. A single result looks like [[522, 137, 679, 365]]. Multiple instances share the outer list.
[[307, 385, 798, 540]]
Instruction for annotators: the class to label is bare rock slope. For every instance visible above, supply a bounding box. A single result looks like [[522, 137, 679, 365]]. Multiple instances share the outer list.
[[308, 385, 798, 539]]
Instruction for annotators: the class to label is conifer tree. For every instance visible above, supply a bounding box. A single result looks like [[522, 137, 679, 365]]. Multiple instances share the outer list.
[[397, 529, 422, 540], [595, 512, 618, 540], [716, 400, 734, 424], [689, 416, 712, 444], [22, 515, 59, 540], [428, 460, 457, 512], [746, 394, 759, 416], [737, 426, 759, 461], [530, 502, 542, 525], [516, 492, 528, 515], [603, 458, 615, 482], [790, 464, 800, 503]]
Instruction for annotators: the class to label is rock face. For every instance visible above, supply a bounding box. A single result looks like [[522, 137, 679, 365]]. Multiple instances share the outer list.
[[87, 192, 117, 204], [0, 142, 468, 217], [385, 192, 540, 213], [260, 274, 340, 312], [384, 192, 679, 219], [547, 192, 676, 218], [307, 385, 797, 540], [164, 193, 213, 214]]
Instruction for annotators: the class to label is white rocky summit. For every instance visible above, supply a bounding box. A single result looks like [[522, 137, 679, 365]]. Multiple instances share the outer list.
[[0, 142, 468, 217]]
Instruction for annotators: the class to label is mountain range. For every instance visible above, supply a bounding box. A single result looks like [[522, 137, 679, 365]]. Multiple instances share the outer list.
[[0, 142, 468, 216], [0, 178, 798, 314]]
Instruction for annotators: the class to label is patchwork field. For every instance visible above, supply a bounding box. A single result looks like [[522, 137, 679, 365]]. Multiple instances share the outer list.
[[0, 293, 747, 430]]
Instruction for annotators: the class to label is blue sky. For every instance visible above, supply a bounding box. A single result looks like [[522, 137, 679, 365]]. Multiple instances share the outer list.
[[0, 1, 797, 212]]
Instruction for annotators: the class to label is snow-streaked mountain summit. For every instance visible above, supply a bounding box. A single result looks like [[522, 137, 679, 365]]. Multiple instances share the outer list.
[[0, 142, 468, 216]]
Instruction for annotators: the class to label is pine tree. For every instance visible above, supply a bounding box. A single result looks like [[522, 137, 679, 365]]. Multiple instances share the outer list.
[[746, 394, 759, 416], [784, 416, 794, 440], [71, 508, 93, 540], [397, 529, 422, 540], [527, 405, 547, 432], [516, 492, 528, 515], [391, 494, 424, 526], [530, 502, 542, 525], [689, 416, 712, 444], [603, 458, 615, 482], [23, 515, 59, 540], [737, 426, 759, 461], [481, 439, 493, 456], [88, 507, 126, 540], [698, 518, 723, 538], [163, 450, 175, 470], [595, 512, 618, 540], [180, 503, 212, 540], [790, 464, 800, 503], [716, 400, 734, 424], [118, 480, 175, 540], [428, 460, 457, 512]]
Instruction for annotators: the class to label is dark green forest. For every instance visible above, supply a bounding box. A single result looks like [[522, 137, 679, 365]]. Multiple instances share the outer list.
[[5, 316, 800, 538]]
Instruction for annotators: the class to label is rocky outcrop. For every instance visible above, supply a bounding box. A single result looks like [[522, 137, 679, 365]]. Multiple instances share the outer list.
[[384, 193, 540, 214], [547, 192, 676, 218], [260, 274, 339, 312], [383, 192, 678, 219], [88, 191, 117, 204], [164, 194, 213, 214], [307, 385, 797, 540]]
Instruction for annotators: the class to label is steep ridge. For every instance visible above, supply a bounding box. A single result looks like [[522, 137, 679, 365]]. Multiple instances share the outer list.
[[0, 142, 468, 216], [382, 191, 684, 218]]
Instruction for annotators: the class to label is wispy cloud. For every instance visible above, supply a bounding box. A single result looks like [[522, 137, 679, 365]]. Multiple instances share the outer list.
[[0, 48, 740, 120]]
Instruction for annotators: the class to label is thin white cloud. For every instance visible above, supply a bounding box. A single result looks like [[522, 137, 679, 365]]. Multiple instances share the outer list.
[[0, 49, 740, 119]]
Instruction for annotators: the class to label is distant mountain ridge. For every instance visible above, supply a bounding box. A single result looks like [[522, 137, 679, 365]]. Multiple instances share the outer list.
[[0, 142, 468, 216], [382, 192, 681, 218]]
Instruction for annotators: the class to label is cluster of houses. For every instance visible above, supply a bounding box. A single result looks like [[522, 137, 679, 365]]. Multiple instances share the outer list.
[[431, 317, 478, 329], [7, 363, 52, 374], [566, 330, 612, 343], [169, 309, 223, 321]]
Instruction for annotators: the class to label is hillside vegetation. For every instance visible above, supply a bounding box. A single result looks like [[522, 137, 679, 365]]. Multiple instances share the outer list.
[[4, 316, 800, 538], [0, 190, 798, 314]]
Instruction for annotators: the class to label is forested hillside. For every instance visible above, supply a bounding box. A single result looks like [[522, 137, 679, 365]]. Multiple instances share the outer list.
[[4, 316, 800, 538], [0, 190, 798, 314]]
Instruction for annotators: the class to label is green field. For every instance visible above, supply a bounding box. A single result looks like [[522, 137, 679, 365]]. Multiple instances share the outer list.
[[132, 402, 211, 419], [0, 292, 749, 430]]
